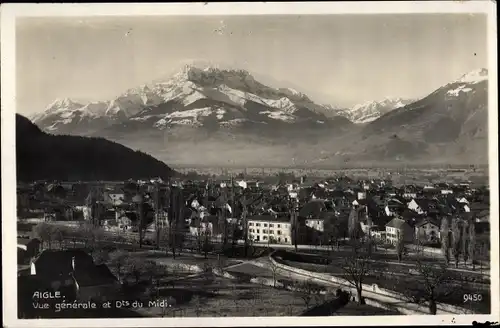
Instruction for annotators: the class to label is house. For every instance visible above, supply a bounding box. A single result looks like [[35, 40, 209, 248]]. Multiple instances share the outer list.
[[385, 218, 413, 244], [370, 227, 386, 241], [115, 211, 137, 232], [299, 200, 326, 220], [189, 215, 218, 237], [407, 198, 439, 216], [105, 190, 125, 206], [247, 215, 292, 244], [30, 249, 119, 302], [384, 198, 406, 217], [414, 218, 440, 243], [18, 238, 41, 265]]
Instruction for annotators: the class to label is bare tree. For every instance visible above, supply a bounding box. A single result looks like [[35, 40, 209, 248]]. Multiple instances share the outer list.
[[201, 230, 213, 259], [126, 257, 144, 284], [450, 217, 462, 268], [192, 295, 202, 317], [92, 247, 110, 265], [468, 221, 476, 270], [144, 261, 160, 296], [168, 187, 184, 259], [33, 222, 54, 249], [270, 261, 279, 287], [440, 217, 450, 264], [53, 225, 66, 249], [348, 207, 362, 241], [109, 249, 128, 284], [216, 255, 228, 276], [340, 240, 372, 305], [294, 279, 319, 310], [398, 245, 458, 315], [160, 226, 170, 256], [395, 233, 407, 262], [461, 219, 469, 266], [290, 200, 299, 252], [241, 195, 250, 257]]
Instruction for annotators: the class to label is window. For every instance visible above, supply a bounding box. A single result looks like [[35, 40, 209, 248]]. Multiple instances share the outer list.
[[277, 230, 281, 235], [269, 230, 274, 235], [278, 224, 281, 228], [278, 237, 281, 242], [263, 236, 267, 240], [263, 229, 267, 234], [264, 223, 268, 227], [285, 238, 288, 242], [269, 224, 274, 228], [256, 223, 261, 227], [249, 222, 254, 226], [257, 229, 260, 233]]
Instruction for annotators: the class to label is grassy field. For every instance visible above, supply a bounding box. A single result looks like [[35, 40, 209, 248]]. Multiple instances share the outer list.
[[135, 274, 314, 317], [332, 302, 400, 316]]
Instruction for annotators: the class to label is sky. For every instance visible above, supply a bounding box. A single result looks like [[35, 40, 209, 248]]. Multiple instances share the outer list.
[[16, 14, 487, 115]]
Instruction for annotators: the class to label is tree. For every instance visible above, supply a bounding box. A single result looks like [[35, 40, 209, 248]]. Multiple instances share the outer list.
[[109, 250, 128, 284], [201, 230, 213, 259], [92, 248, 110, 265], [461, 219, 469, 266], [440, 217, 450, 264], [144, 261, 160, 296], [468, 221, 476, 270], [153, 182, 161, 249], [241, 195, 250, 257], [322, 220, 340, 251], [53, 225, 66, 249], [451, 217, 461, 268], [126, 257, 144, 284], [290, 200, 299, 252], [398, 244, 458, 315], [33, 222, 54, 249], [191, 295, 202, 317], [135, 191, 146, 249], [270, 261, 279, 287], [348, 207, 362, 241], [168, 187, 184, 259], [295, 280, 320, 310], [160, 226, 170, 256], [395, 233, 407, 262], [340, 239, 372, 305]]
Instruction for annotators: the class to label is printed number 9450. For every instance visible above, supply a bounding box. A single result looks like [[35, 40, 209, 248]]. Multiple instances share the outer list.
[[463, 294, 483, 302]]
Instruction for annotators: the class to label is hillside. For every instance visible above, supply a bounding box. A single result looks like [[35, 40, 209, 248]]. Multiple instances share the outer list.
[[16, 114, 175, 182], [324, 69, 489, 166]]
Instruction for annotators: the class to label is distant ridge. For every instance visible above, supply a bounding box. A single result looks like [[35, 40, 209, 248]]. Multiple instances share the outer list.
[[16, 114, 175, 182]]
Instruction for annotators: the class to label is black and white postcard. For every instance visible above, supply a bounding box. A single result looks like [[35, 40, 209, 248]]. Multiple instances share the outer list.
[[1, 2, 498, 327]]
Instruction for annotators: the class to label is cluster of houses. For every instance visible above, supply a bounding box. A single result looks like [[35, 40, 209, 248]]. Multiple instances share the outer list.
[[17, 176, 490, 249]]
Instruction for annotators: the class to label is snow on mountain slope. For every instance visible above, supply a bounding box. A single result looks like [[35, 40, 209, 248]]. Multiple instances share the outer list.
[[456, 68, 488, 84], [336, 68, 489, 164], [346, 98, 414, 123], [34, 64, 347, 135]]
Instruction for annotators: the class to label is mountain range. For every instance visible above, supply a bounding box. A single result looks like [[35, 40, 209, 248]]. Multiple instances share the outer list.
[[30, 65, 489, 167]]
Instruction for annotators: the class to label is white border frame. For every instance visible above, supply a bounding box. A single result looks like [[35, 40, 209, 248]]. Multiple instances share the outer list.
[[1, 2, 498, 327]]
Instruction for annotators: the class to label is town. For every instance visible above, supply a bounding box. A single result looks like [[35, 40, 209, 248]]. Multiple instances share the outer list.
[[17, 170, 491, 318]]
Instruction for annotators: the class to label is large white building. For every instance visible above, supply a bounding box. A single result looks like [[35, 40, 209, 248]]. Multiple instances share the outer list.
[[248, 216, 292, 245]]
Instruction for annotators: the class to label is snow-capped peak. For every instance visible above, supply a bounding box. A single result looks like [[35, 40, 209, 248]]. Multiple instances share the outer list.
[[346, 97, 414, 123], [45, 98, 81, 111], [456, 68, 488, 84]]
